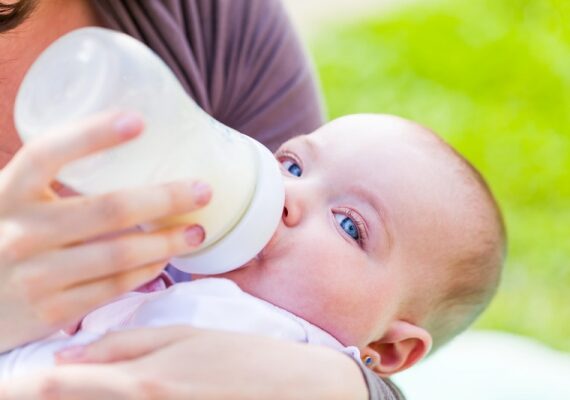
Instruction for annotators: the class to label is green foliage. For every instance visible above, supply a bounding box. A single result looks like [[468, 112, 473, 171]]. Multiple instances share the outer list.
[[311, 0, 570, 351]]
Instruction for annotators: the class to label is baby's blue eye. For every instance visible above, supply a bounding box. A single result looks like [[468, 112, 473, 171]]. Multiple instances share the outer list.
[[334, 213, 360, 241], [281, 159, 302, 177]]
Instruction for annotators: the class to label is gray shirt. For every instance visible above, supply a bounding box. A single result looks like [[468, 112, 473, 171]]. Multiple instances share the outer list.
[[92, 0, 324, 151], [91, 1, 404, 398]]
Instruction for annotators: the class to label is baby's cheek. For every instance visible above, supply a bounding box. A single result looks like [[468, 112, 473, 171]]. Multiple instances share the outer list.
[[291, 271, 357, 316]]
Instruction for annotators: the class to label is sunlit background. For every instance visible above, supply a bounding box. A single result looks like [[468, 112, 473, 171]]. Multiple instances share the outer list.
[[284, 0, 569, 397]]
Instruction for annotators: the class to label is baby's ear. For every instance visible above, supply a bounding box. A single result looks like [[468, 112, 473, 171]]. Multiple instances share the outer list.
[[360, 320, 432, 377]]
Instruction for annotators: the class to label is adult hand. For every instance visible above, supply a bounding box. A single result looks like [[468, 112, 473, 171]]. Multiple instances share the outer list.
[[0, 327, 369, 400], [0, 112, 211, 352]]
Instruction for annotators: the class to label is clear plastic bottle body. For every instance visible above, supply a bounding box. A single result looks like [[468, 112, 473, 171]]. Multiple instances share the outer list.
[[15, 28, 284, 274]]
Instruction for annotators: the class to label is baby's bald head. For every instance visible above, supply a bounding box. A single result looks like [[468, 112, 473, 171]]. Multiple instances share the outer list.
[[423, 145, 505, 351], [389, 117, 506, 352]]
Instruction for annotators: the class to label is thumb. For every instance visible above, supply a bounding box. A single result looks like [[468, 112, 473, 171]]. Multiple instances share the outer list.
[[55, 326, 197, 364]]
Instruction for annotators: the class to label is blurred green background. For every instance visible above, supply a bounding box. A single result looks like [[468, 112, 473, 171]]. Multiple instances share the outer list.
[[309, 0, 570, 351]]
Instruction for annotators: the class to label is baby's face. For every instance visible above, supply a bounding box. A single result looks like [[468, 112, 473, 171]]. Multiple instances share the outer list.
[[219, 115, 469, 347]]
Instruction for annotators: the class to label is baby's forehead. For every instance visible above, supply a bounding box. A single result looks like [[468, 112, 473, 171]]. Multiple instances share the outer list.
[[315, 114, 438, 149], [317, 115, 483, 217], [309, 115, 466, 207], [311, 115, 448, 171]]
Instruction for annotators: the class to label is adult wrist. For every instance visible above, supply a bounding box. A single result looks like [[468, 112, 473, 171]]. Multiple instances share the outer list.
[[320, 350, 369, 400]]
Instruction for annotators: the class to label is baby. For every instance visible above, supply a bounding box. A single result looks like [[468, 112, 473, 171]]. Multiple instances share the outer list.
[[0, 114, 505, 379]]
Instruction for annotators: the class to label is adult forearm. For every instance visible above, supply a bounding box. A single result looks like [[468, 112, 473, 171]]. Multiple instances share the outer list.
[[5, 327, 371, 400], [267, 345, 369, 400]]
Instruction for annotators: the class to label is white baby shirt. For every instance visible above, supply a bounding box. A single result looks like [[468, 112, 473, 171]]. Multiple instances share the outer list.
[[0, 278, 359, 380]]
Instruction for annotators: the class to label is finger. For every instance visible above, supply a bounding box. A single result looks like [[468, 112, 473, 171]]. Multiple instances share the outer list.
[[34, 262, 166, 328], [4, 111, 143, 200], [11, 179, 211, 257], [55, 326, 198, 364], [0, 366, 136, 400], [20, 224, 205, 295]]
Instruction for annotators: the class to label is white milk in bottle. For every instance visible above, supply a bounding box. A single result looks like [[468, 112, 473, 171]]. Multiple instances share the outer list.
[[15, 28, 284, 274]]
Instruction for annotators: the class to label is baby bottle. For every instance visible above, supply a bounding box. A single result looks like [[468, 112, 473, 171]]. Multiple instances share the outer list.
[[15, 28, 284, 274]]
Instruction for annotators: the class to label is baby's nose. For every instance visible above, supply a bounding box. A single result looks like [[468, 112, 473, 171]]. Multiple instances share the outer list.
[[282, 178, 307, 227], [282, 200, 302, 227]]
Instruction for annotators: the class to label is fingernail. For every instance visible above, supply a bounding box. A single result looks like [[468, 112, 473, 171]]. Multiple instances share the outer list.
[[55, 345, 87, 362], [113, 112, 143, 139], [192, 181, 212, 206], [185, 225, 205, 246]]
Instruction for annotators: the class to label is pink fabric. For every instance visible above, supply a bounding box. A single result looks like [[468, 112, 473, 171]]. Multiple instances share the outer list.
[[134, 271, 174, 293], [76, 278, 359, 360]]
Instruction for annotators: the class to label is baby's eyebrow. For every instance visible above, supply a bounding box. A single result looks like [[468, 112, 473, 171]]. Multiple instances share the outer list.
[[297, 136, 319, 161]]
